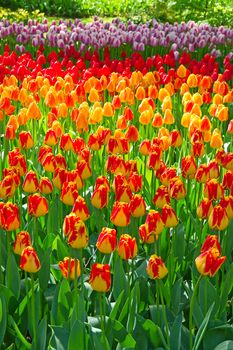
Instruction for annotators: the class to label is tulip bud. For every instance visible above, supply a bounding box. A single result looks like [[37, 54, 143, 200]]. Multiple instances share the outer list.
[[96, 227, 117, 254], [115, 184, 132, 203], [139, 139, 151, 156], [13, 231, 31, 255], [0, 175, 17, 199], [64, 214, 88, 249], [208, 204, 229, 231], [208, 160, 220, 179], [42, 152, 57, 173], [160, 167, 177, 186], [197, 198, 214, 219], [168, 177, 186, 199], [181, 156, 197, 179], [219, 196, 233, 219], [52, 168, 67, 190], [195, 164, 209, 183], [146, 254, 168, 279], [89, 263, 111, 292], [110, 201, 130, 227], [195, 248, 225, 277], [222, 170, 233, 190], [145, 210, 164, 239], [39, 177, 53, 194], [55, 154, 67, 169], [201, 235, 221, 253], [77, 160, 92, 180], [128, 172, 142, 193], [60, 133, 74, 152], [0, 202, 20, 231], [118, 234, 138, 260], [44, 128, 58, 146], [22, 170, 39, 193], [129, 194, 146, 217], [60, 181, 79, 206], [59, 257, 81, 279], [28, 193, 48, 217], [91, 184, 109, 209], [153, 185, 170, 208], [72, 195, 90, 221], [20, 246, 41, 273], [161, 204, 178, 227], [147, 147, 163, 170], [19, 131, 34, 149], [139, 224, 155, 244], [203, 179, 224, 200]]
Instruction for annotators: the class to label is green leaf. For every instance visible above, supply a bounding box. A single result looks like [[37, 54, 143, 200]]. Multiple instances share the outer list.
[[35, 316, 47, 350], [109, 318, 136, 348], [173, 224, 185, 263], [0, 294, 7, 346], [218, 264, 233, 317], [38, 249, 51, 291], [49, 325, 69, 350], [6, 252, 20, 299], [214, 341, 233, 350], [109, 290, 125, 320], [68, 320, 86, 350], [193, 303, 215, 350], [170, 314, 182, 350], [112, 257, 127, 300], [203, 325, 233, 350], [171, 278, 183, 315], [142, 319, 164, 348]]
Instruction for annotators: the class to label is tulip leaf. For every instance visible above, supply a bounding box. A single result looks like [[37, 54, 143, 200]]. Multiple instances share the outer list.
[[142, 318, 165, 348], [0, 294, 7, 346], [38, 249, 51, 291], [203, 325, 233, 350], [171, 278, 183, 315], [112, 256, 127, 300], [68, 320, 87, 350], [214, 341, 233, 350], [170, 314, 182, 350], [6, 252, 20, 299], [107, 318, 136, 348], [34, 316, 47, 350], [49, 325, 69, 350], [218, 264, 233, 317], [109, 290, 125, 320], [193, 302, 215, 350], [173, 223, 185, 263], [199, 278, 216, 315], [90, 326, 111, 350]]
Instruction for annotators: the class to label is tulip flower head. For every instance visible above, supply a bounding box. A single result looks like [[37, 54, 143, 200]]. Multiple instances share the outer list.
[[96, 227, 117, 254], [146, 254, 168, 279], [20, 246, 41, 273], [59, 257, 81, 279], [89, 263, 111, 292]]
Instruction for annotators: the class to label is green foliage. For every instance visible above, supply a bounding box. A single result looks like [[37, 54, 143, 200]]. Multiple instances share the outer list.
[[0, 7, 44, 22]]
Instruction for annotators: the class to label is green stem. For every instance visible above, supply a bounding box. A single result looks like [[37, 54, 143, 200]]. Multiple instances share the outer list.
[[99, 292, 105, 338], [189, 275, 202, 350], [32, 217, 38, 247], [9, 316, 31, 349], [73, 254, 79, 319], [158, 280, 170, 349], [0, 232, 2, 283], [30, 274, 37, 346]]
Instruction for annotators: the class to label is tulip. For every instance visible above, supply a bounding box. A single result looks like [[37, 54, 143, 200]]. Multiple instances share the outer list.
[[195, 164, 209, 183], [96, 227, 117, 254], [153, 185, 170, 208], [195, 248, 226, 277], [160, 167, 177, 186], [129, 194, 146, 217], [139, 224, 155, 244], [208, 160, 220, 179], [89, 263, 111, 293], [203, 179, 224, 200], [145, 210, 164, 240], [22, 171, 39, 193], [147, 147, 163, 170], [139, 139, 151, 156], [0, 175, 17, 199], [28, 193, 48, 217], [60, 133, 74, 151], [115, 184, 132, 203], [77, 160, 92, 180], [20, 246, 41, 273], [44, 128, 58, 146], [128, 172, 142, 193], [181, 156, 197, 179], [64, 214, 88, 249], [42, 152, 57, 172], [60, 181, 79, 206], [0, 202, 20, 231], [95, 176, 110, 192], [110, 201, 130, 227], [219, 196, 233, 219], [38, 145, 52, 164], [208, 204, 229, 231], [146, 254, 168, 279], [222, 170, 233, 190], [169, 130, 182, 147], [168, 177, 186, 199], [39, 177, 53, 195], [18, 131, 34, 149], [72, 196, 90, 221], [52, 168, 67, 190], [118, 234, 138, 260], [8, 150, 27, 176], [59, 257, 81, 279], [161, 204, 178, 227], [13, 231, 31, 255], [197, 198, 214, 219], [200, 235, 221, 254], [91, 184, 108, 209]]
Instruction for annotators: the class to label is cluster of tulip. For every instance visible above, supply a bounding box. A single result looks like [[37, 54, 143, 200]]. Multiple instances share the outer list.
[[0, 33, 232, 348]]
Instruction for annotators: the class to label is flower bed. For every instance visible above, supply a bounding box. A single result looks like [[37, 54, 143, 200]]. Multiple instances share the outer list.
[[0, 17, 233, 350]]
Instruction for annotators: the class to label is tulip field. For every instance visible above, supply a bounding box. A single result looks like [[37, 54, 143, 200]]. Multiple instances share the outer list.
[[0, 16, 233, 350]]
